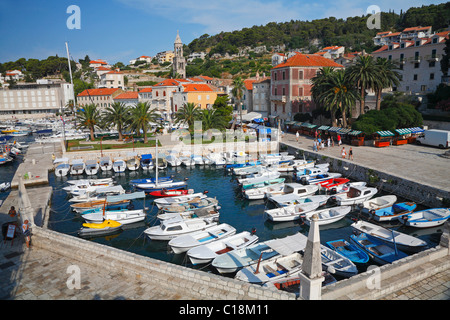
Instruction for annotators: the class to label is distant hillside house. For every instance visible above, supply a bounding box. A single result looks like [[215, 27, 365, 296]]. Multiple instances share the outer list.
[[138, 88, 153, 103], [270, 52, 344, 123], [99, 70, 125, 89], [373, 26, 433, 46], [172, 83, 223, 112], [89, 59, 109, 69]]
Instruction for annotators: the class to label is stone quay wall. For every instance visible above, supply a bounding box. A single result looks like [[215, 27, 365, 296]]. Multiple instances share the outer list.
[[282, 143, 450, 208], [32, 226, 296, 300]]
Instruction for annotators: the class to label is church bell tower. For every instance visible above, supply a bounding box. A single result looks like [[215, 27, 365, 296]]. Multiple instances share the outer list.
[[173, 30, 186, 78]]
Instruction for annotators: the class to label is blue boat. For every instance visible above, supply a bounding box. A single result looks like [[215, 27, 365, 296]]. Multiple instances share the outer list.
[[325, 239, 369, 265], [349, 233, 408, 265], [367, 202, 417, 222], [140, 154, 154, 170]]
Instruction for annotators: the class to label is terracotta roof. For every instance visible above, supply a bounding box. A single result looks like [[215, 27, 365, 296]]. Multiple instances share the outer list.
[[403, 26, 431, 32], [199, 75, 213, 80], [182, 84, 213, 92], [382, 32, 401, 37], [96, 66, 111, 71], [272, 53, 344, 69], [372, 45, 388, 53], [154, 79, 190, 87], [107, 70, 122, 74], [113, 92, 138, 100], [139, 88, 153, 93], [90, 60, 107, 65], [244, 79, 258, 91], [376, 31, 391, 35], [322, 46, 343, 51], [77, 88, 120, 97], [434, 30, 450, 37]]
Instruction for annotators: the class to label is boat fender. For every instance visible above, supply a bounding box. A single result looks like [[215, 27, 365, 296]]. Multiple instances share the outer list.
[[369, 209, 376, 216], [401, 215, 409, 224], [184, 177, 189, 181], [251, 227, 257, 235], [329, 188, 337, 195]]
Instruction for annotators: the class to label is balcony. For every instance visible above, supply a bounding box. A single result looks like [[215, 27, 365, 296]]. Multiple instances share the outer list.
[[407, 56, 422, 63], [424, 54, 441, 62], [270, 95, 287, 103]]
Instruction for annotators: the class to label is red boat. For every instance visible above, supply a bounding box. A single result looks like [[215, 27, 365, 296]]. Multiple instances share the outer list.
[[316, 178, 350, 190], [148, 188, 195, 197]]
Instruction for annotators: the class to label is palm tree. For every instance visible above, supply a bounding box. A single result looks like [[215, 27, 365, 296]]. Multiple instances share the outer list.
[[346, 55, 378, 116], [174, 102, 201, 130], [76, 104, 101, 141], [129, 102, 158, 143], [232, 77, 245, 126], [102, 102, 130, 141], [200, 108, 227, 131], [311, 67, 339, 126], [373, 58, 401, 110], [330, 69, 359, 127]]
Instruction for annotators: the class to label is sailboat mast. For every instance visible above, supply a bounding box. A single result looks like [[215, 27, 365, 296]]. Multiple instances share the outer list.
[[155, 139, 159, 185]]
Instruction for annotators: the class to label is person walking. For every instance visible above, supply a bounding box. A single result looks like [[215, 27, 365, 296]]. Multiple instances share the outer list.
[[348, 147, 353, 160], [296, 131, 300, 142], [337, 134, 342, 146], [327, 137, 331, 148], [22, 220, 31, 248], [341, 147, 346, 159], [313, 139, 317, 152]]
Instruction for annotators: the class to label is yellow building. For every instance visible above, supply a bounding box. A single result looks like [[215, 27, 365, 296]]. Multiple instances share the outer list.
[[172, 83, 222, 112]]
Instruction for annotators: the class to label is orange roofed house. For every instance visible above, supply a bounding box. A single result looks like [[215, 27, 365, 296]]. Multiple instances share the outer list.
[[172, 83, 223, 113], [270, 52, 344, 123], [77, 88, 123, 110]]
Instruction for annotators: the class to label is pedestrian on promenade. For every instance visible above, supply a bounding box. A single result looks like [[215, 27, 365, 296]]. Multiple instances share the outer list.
[[313, 139, 317, 152], [296, 131, 299, 142], [337, 134, 342, 146], [321, 140, 325, 149], [341, 147, 346, 159], [331, 136, 335, 147], [327, 137, 331, 148], [348, 147, 353, 160], [9, 206, 17, 218], [22, 220, 31, 248], [318, 137, 322, 150]]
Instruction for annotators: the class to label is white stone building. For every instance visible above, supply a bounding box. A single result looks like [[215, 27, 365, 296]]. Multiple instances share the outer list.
[[371, 30, 450, 95], [99, 70, 125, 89]]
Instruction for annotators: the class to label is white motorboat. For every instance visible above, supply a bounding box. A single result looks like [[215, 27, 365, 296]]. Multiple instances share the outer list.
[[237, 168, 280, 185], [399, 208, 450, 228], [267, 184, 319, 206], [68, 185, 125, 203], [82, 208, 146, 225], [360, 195, 398, 214], [66, 178, 113, 186], [153, 192, 208, 209], [113, 158, 126, 172], [126, 153, 140, 171], [70, 159, 85, 175], [54, 158, 70, 177], [159, 197, 219, 213], [266, 183, 319, 199], [259, 152, 295, 166], [168, 223, 236, 254], [205, 152, 226, 166], [234, 252, 304, 284], [243, 182, 285, 200], [166, 154, 182, 167], [270, 194, 330, 208], [187, 231, 259, 265], [351, 220, 428, 253], [296, 169, 342, 185], [155, 156, 167, 170], [0, 181, 11, 192], [99, 157, 112, 171], [84, 160, 99, 175], [331, 185, 378, 206], [144, 217, 218, 241], [191, 154, 204, 165], [302, 206, 352, 226], [264, 201, 321, 222], [269, 159, 316, 172], [157, 207, 220, 221], [232, 165, 263, 176], [179, 151, 194, 166]]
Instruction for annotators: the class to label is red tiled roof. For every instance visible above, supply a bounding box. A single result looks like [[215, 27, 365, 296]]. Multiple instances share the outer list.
[[90, 60, 107, 65], [372, 45, 388, 53], [77, 88, 120, 97], [113, 92, 138, 100], [96, 66, 111, 71], [272, 53, 344, 69], [403, 26, 431, 32], [154, 79, 190, 87], [382, 32, 401, 37], [434, 30, 450, 37], [244, 79, 257, 91], [107, 70, 122, 74], [139, 88, 153, 93], [182, 84, 213, 92]]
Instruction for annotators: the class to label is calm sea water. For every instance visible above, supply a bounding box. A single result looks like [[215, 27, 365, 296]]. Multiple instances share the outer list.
[[1, 135, 444, 277]]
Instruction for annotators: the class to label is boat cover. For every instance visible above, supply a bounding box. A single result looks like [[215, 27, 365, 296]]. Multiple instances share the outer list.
[[53, 157, 69, 164], [141, 154, 153, 160], [95, 185, 124, 194], [266, 233, 308, 256], [107, 191, 146, 202]]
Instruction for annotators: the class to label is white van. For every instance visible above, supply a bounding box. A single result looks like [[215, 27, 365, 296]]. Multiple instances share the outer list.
[[416, 129, 450, 149]]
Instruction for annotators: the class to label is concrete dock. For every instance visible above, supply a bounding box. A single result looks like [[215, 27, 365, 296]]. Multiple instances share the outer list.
[[0, 134, 449, 300]]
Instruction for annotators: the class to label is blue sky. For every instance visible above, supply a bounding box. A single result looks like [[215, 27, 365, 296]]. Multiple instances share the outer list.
[[0, 0, 446, 64]]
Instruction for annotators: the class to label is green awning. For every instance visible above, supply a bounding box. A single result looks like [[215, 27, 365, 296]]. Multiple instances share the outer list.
[[348, 130, 363, 136], [300, 122, 317, 129], [339, 128, 352, 134], [376, 131, 395, 137], [395, 128, 412, 135], [327, 127, 341, 132], [317, 125, 330, 130]]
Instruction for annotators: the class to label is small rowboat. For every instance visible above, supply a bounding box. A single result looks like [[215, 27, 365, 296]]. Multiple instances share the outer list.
[[148, 188, 195, 197], [78, 219, 122, 238], [325, 239, 369, 264], [399, 208, 450, 228]]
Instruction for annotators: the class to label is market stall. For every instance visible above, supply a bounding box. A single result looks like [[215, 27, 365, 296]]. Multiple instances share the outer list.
[[348, 130, 365, 146], [373, 130, 395, 147], [393, 128, 410, 145]]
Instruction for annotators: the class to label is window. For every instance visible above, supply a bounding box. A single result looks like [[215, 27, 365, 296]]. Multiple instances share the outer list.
[[430, 73, 435, 80], [415, 40, 420, 46], [414, 62, 420, 68], [399, 64, 403, 70], [282, 71, 285, 80], [274, 88, 277, 95], [400, 53, 404, 61], [433, 37, 438, 44], [429, 61, 436, 67], [282, 105, 285, 113], [299, 70, 303, 79], [413, 74, 418, 81], [415, 51, 420, 59], [299, 87, 303, 96], [388, 55, 392, 60], [401, 43, 405, 48], [431, 49, 437, 58], [274, 72, 277, 81], [421, 85, 427, 91], [282, 87, 285, 95]]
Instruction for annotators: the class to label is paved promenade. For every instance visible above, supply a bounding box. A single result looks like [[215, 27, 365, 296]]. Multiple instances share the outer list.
[[0, 134, 449, 301]]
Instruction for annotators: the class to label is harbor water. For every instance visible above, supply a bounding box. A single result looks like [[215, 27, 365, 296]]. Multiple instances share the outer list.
[[0, 134, 444, 280]]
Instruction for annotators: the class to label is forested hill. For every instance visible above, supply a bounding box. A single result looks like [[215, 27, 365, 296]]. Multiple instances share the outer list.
[[186, 2, 450, 56]]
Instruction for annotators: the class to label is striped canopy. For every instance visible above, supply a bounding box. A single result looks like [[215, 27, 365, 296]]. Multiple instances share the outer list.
[[317, 125, 330, 130], [348, 130, 363, 136], [409, 127, 425, 133], [327, 127, 341, 132], [395, 128, 411, 135], [301, 122, 317, 129], [339, 128, 352, 134], [376, 131, 395, 137]]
